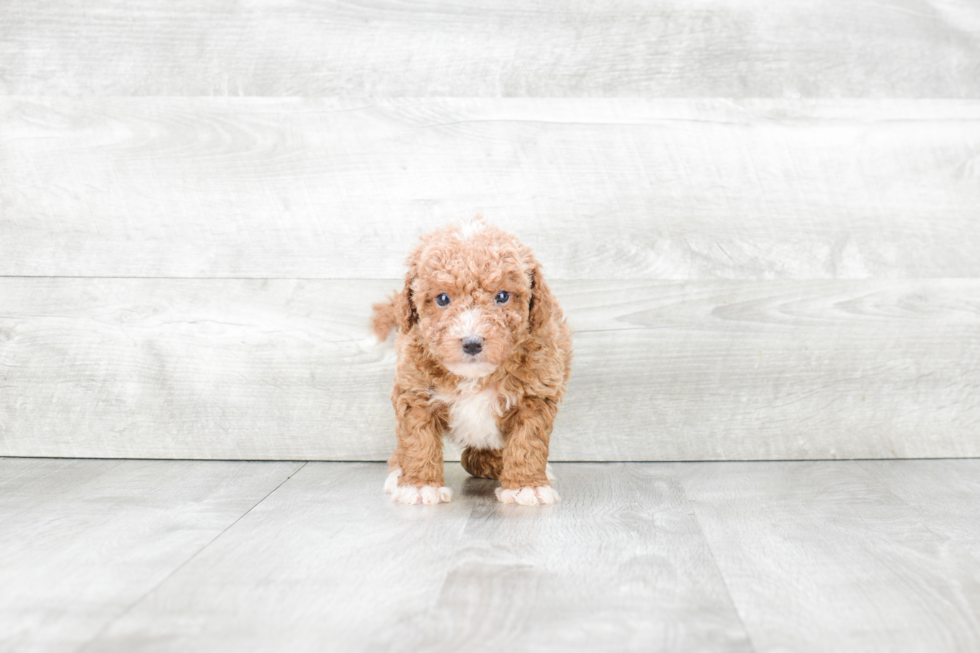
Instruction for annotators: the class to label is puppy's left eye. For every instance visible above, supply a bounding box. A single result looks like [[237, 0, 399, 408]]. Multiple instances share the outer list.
[[494, 291, 510, 305]]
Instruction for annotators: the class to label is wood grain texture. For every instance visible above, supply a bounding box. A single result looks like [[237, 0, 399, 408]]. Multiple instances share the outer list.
[[7, 460, 978, 653], [2, 277, 977, 461], [83, 463, 753, 653], [3, 98, 979, 279], [83, 463, 478, 653], [679, 461, 980, 653], [395, 464, 752, 653], [0, 278, 397, 460], [2, 0, 979, 97], [0, 458, 302, 653], [859, 459, 980, 562]]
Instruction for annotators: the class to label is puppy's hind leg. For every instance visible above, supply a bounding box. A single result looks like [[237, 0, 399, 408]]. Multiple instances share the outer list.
[[460, 447, 503, 480]]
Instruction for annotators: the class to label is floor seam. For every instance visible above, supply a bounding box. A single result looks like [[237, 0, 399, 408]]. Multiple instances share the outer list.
[[855, 460, 980, 567], [675, 465, 761, 653], [73, 461, 308, 653]]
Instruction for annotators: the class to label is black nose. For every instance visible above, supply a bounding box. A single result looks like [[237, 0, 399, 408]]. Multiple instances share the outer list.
[[462, 336, 484, 356]]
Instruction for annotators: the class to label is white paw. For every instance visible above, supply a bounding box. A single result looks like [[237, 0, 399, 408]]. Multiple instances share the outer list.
[[383, 469, 402, 493], [384, 469, 452, 505], [495, 486, 560, 506]]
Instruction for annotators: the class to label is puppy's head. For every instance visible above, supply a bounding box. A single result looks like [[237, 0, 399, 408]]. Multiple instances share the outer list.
[[396, 217, 554, 379]]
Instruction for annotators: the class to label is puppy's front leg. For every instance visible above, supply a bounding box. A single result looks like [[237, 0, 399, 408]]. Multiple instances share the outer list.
[[384, 394, 452, 505], [496, 397, 561, 506]]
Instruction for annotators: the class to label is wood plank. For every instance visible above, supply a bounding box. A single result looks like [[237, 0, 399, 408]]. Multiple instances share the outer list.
[[398, 463, 752, 652], [3, 98, 979, 279], [0, 458, 302, 653], [8, 460, 979, 652], [82, 462, 753, 653], [0, 458, 125, 525], [1, 277, 977, 460], [1, 0, 979, 97], [81, 462, 476, 653], [564, 278, 980, 460], [859, 459, 980, 562], [0, 278, 398, 460], [679, 461, 980, 653]]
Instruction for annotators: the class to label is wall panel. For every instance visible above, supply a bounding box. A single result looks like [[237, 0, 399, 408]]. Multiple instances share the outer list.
[[2, 278, 976, 460], [2, 98, 978, 279]]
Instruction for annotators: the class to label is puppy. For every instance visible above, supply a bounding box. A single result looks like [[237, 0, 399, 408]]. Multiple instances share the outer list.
[[372, 218, 572, 506]]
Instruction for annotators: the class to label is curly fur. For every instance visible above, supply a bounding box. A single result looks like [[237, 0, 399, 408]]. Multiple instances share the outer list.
[[373, 217, 572, 505]]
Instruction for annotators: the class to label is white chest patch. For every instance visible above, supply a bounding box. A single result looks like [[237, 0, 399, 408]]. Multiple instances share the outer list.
[[439, 387, 504, 450]]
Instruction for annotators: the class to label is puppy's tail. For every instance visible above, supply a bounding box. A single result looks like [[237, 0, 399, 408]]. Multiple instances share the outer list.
[[371, 294, 399, 342]]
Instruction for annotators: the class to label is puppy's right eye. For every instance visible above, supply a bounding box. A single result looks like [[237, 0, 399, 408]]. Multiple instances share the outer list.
[[435, 293, 451, 307]]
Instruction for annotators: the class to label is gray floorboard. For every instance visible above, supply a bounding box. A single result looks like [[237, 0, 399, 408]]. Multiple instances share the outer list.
[[83, 463, 477, 653], [859, 459, 980, 563], [0, 458, 302, 653], [4, 459, 980, 652], [400, 464, 753, 653], [680, 461, 980, 653]]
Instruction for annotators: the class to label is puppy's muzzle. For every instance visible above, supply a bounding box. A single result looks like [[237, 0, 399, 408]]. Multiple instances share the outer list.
[[461, 336, 484, 356]]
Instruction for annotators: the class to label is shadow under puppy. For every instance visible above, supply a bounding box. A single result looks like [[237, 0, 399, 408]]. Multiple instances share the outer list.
[[372, 218, 572, 506]]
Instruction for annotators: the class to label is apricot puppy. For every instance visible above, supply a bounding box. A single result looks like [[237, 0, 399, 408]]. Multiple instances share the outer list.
[[372, 218, 572, 505]]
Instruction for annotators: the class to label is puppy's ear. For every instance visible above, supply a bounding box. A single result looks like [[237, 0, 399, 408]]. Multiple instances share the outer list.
[[527, 263, 558, 334], [371, 295, 398, 341], [393, 277, 417, 332], [372, 248, 420, 338], [393, 247, 421, 332], [371, 284, 415, 340]]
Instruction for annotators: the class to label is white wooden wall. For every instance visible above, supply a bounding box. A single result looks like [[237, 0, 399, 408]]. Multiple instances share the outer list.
[[2, 1, 979, 461]]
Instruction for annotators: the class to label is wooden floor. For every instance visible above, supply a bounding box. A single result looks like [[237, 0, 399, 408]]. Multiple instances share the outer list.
[[4, 458, 979, 653]]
